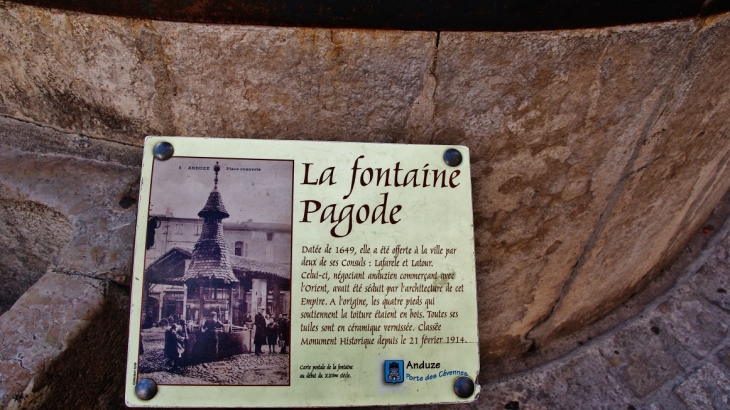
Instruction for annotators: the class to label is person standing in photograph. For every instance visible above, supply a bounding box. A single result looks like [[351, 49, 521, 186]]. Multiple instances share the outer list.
[[200, 311, 223, 361], [279, 313, 290, 354], [176, 319, 188, 364], [164, 323, 185, 368], [254, 308, 267, 355], [266, 317, 278, 353]]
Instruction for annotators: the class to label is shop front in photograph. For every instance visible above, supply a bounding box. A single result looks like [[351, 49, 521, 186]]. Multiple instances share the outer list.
[[143, 247, 290, 329]]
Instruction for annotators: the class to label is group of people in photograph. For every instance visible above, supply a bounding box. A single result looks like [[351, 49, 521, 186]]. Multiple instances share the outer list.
[[253, 308, 290, 355], [161, 309, 289, 367]]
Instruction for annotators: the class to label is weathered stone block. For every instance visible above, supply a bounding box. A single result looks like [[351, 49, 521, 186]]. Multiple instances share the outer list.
[[8, 285, 130, 410], [0, 2, 436, 145], [674, 363, 730, 409], [0, 272, 108, 407], [0, 119, 141, 408], [482, 349, 632, 409], [599, 320, 683, 397], [692, 233, 730, 311], [0, 4, 156, 144], [434, 20, 699, 360], [0, 145, 140, 279], [522, 14, 730, 350], [0, 198, 72, 314], [156, 25, 436, 143], [655, 286, 728, 359]]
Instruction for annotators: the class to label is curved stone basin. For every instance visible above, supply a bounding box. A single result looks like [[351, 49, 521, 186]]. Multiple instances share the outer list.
[[1, 1, 730, 406]]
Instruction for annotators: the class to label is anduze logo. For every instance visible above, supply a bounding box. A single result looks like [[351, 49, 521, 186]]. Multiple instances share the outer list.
[[384, 360, 404, 384]]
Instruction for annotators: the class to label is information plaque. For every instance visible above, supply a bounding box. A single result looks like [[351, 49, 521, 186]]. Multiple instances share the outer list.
[[126, 137, 480, 407]]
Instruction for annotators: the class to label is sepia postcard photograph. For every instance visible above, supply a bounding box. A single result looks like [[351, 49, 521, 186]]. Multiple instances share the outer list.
[[137, 157, 293, 386]]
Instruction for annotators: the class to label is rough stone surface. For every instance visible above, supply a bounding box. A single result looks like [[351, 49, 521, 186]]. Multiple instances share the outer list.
[[0, 118, 140, 408], [0, 272, 109, 407], [7, 282, 129, 410], [431, 17, 730, 362], [655, 286, 728, 359], [0, 132, 140, 282], [536, 11, 730, 349], [0, 198, 72, 314], [599, 319, 683, 397], [674, 364, 730, 409], [0, 2, 436, 145], [0, 116, 143, 167], [442, 26, 650, 358], [476, 198, 730, 409], [481, 349, 632, 409], [691, 232, 730, 311]]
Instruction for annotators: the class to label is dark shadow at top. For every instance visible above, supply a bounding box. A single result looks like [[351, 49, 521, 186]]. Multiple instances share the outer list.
[[10, 0, 730, 31]]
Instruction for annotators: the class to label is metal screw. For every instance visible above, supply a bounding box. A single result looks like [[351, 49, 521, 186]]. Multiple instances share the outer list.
[[135, 378, 158, 400], [453, 376, 475, 398], [153, 141, 174, 160], [443, 148, 462, 166]]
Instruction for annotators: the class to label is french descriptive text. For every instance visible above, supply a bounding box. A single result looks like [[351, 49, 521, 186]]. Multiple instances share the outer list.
[[296, 243, 468, 350]]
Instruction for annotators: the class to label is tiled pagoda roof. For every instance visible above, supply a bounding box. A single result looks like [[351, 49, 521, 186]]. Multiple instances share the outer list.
[[198, 189, 229, 219], [179, 222, 238, 284], [147, 246, 290, 282]]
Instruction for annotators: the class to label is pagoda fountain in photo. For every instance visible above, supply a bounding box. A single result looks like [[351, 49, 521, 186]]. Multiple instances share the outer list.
[[142, 160, 292, 362], [178, 162, 238, 328]]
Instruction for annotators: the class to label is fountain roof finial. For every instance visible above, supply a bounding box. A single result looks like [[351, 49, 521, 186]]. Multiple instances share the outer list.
[[213, 161, 220, 189], [198, 162, 229, 219]]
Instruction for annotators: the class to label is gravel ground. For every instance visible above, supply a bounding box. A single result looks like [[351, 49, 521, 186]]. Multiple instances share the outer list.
[[138, 329, 289, 385]]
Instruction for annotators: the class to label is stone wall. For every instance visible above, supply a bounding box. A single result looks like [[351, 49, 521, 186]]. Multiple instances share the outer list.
[[1, 1, 730, 407]]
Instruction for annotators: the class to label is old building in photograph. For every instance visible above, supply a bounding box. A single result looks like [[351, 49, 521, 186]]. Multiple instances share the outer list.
[[142, 163, 292, 329]]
